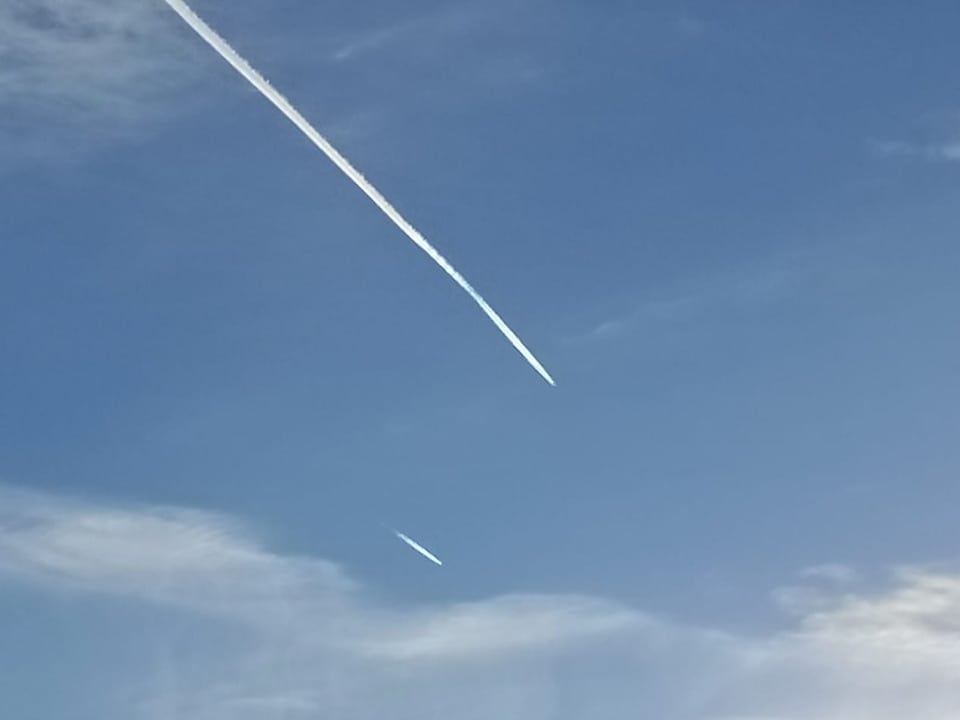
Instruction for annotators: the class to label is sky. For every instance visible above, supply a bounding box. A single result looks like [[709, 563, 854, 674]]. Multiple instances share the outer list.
[[2, 0, 960, 717]]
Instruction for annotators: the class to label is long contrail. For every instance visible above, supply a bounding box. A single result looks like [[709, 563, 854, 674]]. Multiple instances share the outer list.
[[162, 0, 556, 387], [394, 530, 443, 566]]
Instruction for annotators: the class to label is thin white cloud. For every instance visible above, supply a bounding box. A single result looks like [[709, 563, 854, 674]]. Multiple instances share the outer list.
[[0, 0, 196, 125], [2, 486, 960, 719], [0, 487, 354, 625], [329, 7, 486, 64], [937, 142, 960, 161], [577, 258, 800, 345], [799, 563, 858, 585], [362, 595, 639, 661], [871, 138, 960, 163], [773, 565, 859, 617]]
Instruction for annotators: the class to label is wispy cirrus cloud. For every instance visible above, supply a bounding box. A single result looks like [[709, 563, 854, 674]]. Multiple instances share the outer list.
[[773, 563, 860, 617], [323, 0, 555, 102], [870, 138, 960, 163], [0, 0, 198, 122], [328, 5, 488, 64], [798, 563, 858, 584], [0, 0, 209, 166], [577, 257, 801, 344], [2, 486, 960, 719]]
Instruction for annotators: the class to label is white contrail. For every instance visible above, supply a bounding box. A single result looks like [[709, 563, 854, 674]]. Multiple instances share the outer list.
[[394, 530, 443, 566], [162, 0, 556, 387]]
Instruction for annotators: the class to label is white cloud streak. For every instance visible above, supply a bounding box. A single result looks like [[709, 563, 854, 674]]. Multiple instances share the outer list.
[[329, 7, 485, 64], [3, 487, 960, 719], [162, 0, 556, 387], [578, 258, 800, 345]]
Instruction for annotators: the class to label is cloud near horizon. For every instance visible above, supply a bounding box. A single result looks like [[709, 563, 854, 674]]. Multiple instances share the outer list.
[[1, 486, 959, 719]]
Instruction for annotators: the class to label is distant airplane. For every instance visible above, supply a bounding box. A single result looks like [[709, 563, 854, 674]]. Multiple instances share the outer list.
[[393, 530, 443, 566]]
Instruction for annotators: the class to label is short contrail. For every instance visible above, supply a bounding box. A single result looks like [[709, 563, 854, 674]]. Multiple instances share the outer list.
[[162, 0, 556, 387], [394, 530, 443, 566]]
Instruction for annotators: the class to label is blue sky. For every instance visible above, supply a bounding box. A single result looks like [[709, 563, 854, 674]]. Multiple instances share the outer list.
[[2, 1, 960, 717]]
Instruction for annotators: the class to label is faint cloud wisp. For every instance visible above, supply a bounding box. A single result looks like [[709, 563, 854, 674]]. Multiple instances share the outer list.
[[0, 0, 195, 115], [329, 7, 485, 64], [578, 259, 800, 345], [870, 138, 960, 163]]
